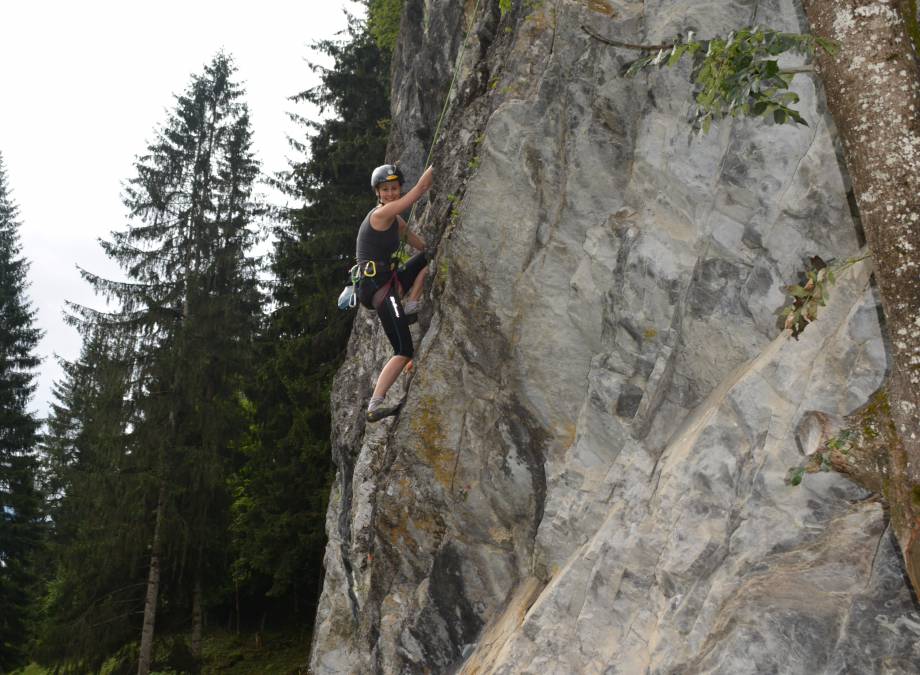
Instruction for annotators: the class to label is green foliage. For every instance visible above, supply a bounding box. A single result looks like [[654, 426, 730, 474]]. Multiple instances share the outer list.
[[446, 194, 462, 232], [625, 27, 837, 133], [37, 53, 262, 669], [195, 628, 311, 674], [499, 0, 513, 16], [826, 429, 854, 454], [35, 332, 145, 671], [79, 628, 308, 675], [438, 255, 450, 281], [785, 466, 806, 486], [31, 11, 393, 669], [231, 17, 390, 618], [9, 665, 47, 675], [0, 153, 44, 673], [524, 0, 544, 17], [781, 254, 869, 339], [787, 429, 857, 487], [368, 0, 405, 52]]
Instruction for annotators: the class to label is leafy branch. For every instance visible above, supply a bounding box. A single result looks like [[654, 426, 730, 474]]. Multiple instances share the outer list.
[[584, 25, 837, 133], [786, 429, 856, 486], [781, 254, 869, 339]]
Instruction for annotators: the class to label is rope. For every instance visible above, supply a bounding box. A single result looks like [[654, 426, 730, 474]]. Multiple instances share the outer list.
[[400, 0, 483, 253], [424, 0, 483, 169]]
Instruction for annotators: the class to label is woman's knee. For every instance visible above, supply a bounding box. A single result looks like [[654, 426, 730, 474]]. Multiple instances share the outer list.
[[395, 342, 414, 359]]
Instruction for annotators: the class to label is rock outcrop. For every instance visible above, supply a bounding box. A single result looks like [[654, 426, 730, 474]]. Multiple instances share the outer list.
[[311, 0, 920, 672]]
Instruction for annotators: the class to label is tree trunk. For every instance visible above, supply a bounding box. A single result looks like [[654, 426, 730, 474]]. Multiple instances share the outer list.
[[137, 483, 166, 675], [191, 576, 203, 659], [235, 579, 241, 635], [801, 0, 920, 590]]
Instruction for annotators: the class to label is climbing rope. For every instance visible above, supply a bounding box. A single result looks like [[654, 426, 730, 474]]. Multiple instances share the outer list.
[[399, 0, 483, 255], [423, 0, 483, 170]]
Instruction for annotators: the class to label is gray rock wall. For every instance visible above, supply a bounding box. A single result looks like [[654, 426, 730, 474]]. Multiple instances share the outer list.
[[310, 0, 920, 672]]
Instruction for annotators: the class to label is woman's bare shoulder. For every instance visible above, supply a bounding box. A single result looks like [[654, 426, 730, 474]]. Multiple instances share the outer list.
[[369, 206, 393, 231]]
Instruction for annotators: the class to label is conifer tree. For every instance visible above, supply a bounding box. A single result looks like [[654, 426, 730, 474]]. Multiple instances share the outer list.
[[61, 52, 261, 671], [36, 331, 143, 672], [229, 18, 390, 621], [0, 152, 44, 671]]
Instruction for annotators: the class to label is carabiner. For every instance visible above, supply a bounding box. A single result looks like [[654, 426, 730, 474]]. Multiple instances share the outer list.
[[364, 260, 377, 277]]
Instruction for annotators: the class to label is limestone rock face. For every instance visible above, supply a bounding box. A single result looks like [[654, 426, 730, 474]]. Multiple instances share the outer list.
[[310, 1, 920, 672]]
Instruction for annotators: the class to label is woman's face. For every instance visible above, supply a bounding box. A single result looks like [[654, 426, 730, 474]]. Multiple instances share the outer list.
[[377, 181, 401, 203]]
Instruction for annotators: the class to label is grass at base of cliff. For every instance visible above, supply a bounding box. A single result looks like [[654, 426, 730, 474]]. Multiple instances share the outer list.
[[11, 628, 311, 675], [9, 665, 47, 675], [197, 628, 311, 674]]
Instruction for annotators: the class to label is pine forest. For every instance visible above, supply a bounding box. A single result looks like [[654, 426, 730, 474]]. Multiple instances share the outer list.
[[1, 5, 391, 672]]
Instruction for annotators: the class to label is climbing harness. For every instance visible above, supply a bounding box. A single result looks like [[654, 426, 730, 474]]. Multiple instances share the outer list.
[[338, 259, 399, 311]]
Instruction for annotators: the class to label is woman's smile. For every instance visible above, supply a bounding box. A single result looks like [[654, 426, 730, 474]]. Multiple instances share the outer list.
[[377, 182, 401, 203]]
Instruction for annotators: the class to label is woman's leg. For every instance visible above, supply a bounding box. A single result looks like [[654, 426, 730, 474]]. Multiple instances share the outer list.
[[372, 355, 411, 399], [367, 286, 414, 419], [397, 252, 428, 312], [406, 266, 427, 301]]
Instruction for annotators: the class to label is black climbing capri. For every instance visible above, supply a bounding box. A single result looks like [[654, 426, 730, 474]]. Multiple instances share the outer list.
[[358, 251, 427, 358]]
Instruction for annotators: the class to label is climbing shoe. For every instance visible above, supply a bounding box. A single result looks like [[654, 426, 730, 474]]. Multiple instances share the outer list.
[[366, 401, 402, 422]]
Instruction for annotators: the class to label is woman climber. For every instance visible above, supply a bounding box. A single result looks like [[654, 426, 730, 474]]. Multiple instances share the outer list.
[[356, 163, 433, 422]]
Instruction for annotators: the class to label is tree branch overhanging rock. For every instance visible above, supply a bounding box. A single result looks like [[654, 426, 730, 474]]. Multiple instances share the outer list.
[[581, 25, 675, 50]]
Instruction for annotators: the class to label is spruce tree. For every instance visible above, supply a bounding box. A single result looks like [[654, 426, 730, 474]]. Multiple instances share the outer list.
[[36, 331, 143, 672], [229, 17, 391, 622], [0, 152, 44, 671], [57, 52, 261, 671]]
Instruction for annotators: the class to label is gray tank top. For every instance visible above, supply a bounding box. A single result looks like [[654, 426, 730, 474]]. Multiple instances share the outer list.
[[356, 208, 399, 262]]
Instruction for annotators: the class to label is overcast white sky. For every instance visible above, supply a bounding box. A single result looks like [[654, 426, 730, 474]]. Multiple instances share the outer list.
[[0, 0, 363, 416]]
